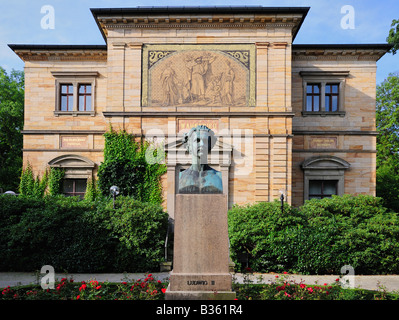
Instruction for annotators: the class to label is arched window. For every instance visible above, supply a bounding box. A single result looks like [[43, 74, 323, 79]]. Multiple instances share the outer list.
[[301, 156, 350, 201], [48, 154, 96, 198]]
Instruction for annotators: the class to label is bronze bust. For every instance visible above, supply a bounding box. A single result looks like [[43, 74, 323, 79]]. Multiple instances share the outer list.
[[178, 125, 223, 194]]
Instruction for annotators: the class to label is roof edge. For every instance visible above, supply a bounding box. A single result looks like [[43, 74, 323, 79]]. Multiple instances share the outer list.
[[90, 6, 311, 15], [292, 43, 393, 50], [8, 44, 107, 51]]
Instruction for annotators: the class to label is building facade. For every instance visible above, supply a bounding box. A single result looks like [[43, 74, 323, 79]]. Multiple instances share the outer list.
[[9, 7, 391, 216]]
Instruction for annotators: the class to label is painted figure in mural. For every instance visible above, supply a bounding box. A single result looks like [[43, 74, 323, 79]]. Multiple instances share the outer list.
[[189, 54, 216, 101], [221, 60, 235, 105], [178, 125, 223, 194], [160, 62, 179, 106]]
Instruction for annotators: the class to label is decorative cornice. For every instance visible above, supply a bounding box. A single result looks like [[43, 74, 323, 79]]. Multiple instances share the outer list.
[[102, 111, 296, 117], [293, 149, 376, 153], [292, 44, 391, 62], [292, 130, 378, 136], [91, 7, 308, 42], [8, 45, 107, 62], [21, 130, 105, 135], [103, 21, 297, 29]]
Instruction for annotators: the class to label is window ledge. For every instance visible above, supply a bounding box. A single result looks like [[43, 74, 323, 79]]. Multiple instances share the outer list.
[[54, 111, 96, 117], [301, 111, 346, 117]]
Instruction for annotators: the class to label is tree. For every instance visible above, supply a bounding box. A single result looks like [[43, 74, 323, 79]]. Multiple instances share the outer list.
[[387, 19, 399, 55], [376, 73, 399, 167], [0, 67, 24, 192], [376, 73, 399, 212]]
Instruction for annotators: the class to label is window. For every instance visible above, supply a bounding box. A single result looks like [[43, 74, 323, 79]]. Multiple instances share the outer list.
[[325, 84, 339, 112], [48, 154, 96, 199], [60, 84, 74, 111], [306, 84, 321, 111], [301, 156, 350, 202], [63, 179, 87, 198], [300, 71, 349, 116], [78, 84, 92, 111], [52, 71, 98, 116], [309, 180, 337, 199]]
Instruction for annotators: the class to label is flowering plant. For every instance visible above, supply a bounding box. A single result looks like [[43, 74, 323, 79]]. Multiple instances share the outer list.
[[1, 274, 167, 301]]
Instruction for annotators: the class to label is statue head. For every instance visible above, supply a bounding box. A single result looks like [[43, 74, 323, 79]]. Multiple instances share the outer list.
[[182, 125, 217, 164], [179, 125, 222, 194]]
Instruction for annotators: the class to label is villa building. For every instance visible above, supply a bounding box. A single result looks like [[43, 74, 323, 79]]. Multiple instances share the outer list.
[[9, 6, 391, 217]]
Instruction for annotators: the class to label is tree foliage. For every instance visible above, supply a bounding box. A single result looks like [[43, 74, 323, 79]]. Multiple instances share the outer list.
[[387, 19, 399, 55], [97, 129, 166, 204], [0, 67, 24, 192], [376, 73, 399, 211]]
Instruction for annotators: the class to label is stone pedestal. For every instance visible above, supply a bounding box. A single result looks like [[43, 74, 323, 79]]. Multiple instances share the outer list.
[[165, 194, 235, 300]]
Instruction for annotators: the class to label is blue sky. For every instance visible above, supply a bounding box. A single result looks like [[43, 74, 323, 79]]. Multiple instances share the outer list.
[[0, 0, 398, 84]]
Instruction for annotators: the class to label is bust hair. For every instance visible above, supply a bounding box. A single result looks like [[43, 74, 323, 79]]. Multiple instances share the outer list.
[[183, 125, 217, 153]]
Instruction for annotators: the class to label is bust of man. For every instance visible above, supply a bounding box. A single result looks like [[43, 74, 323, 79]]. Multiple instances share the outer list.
[[178, 125, 223, 194]]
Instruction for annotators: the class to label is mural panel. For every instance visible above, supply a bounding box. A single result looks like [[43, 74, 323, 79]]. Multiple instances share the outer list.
[[142, 44, 256, 107]]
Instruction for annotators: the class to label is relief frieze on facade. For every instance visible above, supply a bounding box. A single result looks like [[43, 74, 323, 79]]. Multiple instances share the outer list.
[[142, 44, 256, 107]]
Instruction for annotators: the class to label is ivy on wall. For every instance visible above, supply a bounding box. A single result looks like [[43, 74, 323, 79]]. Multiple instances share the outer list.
[[97, 129, 166, 204]]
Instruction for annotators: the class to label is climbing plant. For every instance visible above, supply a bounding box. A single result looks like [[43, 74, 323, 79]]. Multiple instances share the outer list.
[[19, 164, 62, 198], [47, 167, 65, 196], [19, 162, 35, 196], [97, 129, 166, 204]]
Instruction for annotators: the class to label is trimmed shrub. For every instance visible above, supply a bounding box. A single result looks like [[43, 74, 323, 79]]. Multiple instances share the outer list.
[[104, 196, 169, 272], [228, 200, 305, 273], [228, 195, 399, 275], [0, 195, 168, 273], [300, 195, 399, 274]]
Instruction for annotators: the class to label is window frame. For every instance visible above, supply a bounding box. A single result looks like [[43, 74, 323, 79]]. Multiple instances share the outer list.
[[306, 83, 321, 112], [60, 84, 74, 111], [324, 83, 340, 112], [78, 84, 92, 112], [301, 156, 350, 202], [300, 71, 349, 117], [52, 71, 98, 116]]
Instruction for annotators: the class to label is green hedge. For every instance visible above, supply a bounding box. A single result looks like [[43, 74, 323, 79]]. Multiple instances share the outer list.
[[0, 195, 168, 273], [228, 195, 399, 275]]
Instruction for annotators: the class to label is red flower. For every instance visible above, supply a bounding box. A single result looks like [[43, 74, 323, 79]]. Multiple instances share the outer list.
[[96, 285, 102, 290], [307, 287, 313, 293], [161, 288, 166, 294], [300, 283, 306, 289], [79, 284, 87, 291], [76, 295, 80, 300]]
